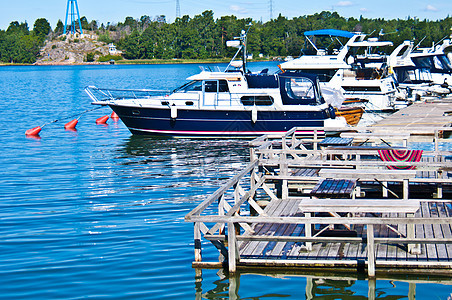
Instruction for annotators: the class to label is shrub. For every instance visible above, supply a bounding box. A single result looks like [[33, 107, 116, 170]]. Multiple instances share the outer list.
[[98, 54, 123, 62], [86, 52, 95, 62]]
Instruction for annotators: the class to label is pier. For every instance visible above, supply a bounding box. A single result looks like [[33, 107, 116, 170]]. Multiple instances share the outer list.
[[185, 101, 452, 278]]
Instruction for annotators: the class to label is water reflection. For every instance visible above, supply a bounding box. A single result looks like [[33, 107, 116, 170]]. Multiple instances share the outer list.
[[194, 269, 450, 300], [116, 136, 251, 189]]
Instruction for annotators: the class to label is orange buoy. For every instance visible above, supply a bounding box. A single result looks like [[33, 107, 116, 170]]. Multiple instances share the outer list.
[[111, 111, 119, 121], [64, 119, 78, 130], [96, 115, 109, 124], [25, 126, 42, 136]]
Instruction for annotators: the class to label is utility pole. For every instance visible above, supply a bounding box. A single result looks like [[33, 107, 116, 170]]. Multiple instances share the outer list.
[[64, 0, 83, 35], [269, 0, 273, 20], [176, 0, 181, 19]]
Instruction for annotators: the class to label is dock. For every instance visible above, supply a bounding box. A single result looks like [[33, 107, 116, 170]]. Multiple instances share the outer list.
[[185, 101, 452, 278]]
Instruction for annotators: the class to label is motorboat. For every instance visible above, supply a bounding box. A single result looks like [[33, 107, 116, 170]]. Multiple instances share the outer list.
[[389, 39, 452, 100], [279, 29, 406, 112], [85, 29, 346, 137]]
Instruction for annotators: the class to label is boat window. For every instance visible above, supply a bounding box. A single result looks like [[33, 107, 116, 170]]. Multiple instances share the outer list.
[[433, 56, 444, 70], [240, 95, 274, 106], [175, 80, 203, 93], [219, 80, 229, 92], [285, 78, 315, 100], [204, 80, 230, 93], [204, 81, 217, 93], [438, 55, 452, 71], [412, 57, 432, 69], [293, 69, 338, 82], [342, 86, 381, 92]]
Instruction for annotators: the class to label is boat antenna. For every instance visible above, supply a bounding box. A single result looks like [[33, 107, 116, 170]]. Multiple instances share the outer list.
[[224, 23, 252, 73], [413, 36, 427, 51], [241, 23, 253, 73]]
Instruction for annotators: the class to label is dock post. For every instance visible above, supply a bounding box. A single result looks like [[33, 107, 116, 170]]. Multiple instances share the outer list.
[[368, 278, 376, 300], [227, 222, 238, 273], [194, 222, 202, 262], [280, 144, 288, 200], [304, 213, 312, 251], [407, 213, 420, 254], [367, 224, 376, 277]]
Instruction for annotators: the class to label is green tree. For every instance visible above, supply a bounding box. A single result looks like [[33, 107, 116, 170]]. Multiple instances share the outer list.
[[80, 16, 89, 30], [54, 20, 64, 36], [7, 21, 29, 35], [33, 18, 51, 38]]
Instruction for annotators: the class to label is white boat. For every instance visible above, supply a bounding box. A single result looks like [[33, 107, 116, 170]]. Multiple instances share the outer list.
[[389, 39, 452, 100], [279, 29, 405, 112], [85, 29, 346, 137]]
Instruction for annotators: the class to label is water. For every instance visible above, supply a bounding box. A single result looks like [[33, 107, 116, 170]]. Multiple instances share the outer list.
[[1, 62, 451, 299]]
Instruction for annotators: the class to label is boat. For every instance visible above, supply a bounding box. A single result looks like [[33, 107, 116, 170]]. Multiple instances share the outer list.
[[279, 29, 407, 112], [85, 29, 346, 137], [389, 39, 452, 100]]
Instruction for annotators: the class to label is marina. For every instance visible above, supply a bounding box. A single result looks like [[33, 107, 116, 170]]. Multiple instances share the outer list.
[[3, 1, 452, 297], [185, 100, 452, 278]]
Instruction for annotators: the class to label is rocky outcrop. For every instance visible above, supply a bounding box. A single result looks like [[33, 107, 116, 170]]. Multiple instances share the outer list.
[[35, 34, 111, 65]]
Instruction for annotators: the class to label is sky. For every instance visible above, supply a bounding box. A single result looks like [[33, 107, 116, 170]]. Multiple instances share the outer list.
[[1, 0, 451, 31]]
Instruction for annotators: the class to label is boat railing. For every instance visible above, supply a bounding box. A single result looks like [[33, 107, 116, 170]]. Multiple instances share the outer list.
[[85, 86, 171, 103]]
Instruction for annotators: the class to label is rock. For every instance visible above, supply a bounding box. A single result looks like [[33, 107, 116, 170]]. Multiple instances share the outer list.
[[35, 33, 113, 65]]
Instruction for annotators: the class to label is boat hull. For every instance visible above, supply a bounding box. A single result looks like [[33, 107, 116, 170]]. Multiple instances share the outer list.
[[335, 106, 365, 126], [109, 105, 329, 137]]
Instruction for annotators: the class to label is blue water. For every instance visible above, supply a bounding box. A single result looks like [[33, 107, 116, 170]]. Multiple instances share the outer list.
[[1, 62, 451, 299]]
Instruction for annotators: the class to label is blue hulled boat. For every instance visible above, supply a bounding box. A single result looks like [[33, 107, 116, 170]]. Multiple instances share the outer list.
[[85, 30, 346, 137]]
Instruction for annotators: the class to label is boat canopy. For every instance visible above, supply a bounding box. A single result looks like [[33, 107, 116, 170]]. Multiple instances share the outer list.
[[278, 72, 324, 106], [304, 29, 355, 39]]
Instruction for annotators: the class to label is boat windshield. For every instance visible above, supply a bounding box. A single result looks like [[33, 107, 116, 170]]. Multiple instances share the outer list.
[[173, 80, 203, 93], [412, 55, 452, 73]]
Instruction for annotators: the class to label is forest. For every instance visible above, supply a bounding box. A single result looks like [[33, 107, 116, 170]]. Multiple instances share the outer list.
[[1, 10, 451, 64]]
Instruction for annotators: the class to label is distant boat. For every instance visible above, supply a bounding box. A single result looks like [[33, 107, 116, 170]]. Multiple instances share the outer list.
[[389, 39, 452, 100], [279, 29, 407, 112], [85, 28, 346, 137]]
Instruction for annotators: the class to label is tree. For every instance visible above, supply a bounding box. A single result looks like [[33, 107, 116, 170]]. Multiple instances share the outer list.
[[7, 21, 29, 35], [54, 20, 64, 36], [33, 18, 51, 38], [80, 16, 89, 30]]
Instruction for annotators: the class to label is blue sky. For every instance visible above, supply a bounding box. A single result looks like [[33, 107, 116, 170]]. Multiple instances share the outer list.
[[1, 0, 451, 30]]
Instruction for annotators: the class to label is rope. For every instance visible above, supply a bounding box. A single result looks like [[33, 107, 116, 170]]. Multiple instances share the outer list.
[[41, 106, 105, 128]]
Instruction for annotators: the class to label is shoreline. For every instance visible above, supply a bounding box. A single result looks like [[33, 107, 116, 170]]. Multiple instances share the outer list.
[[1, 58, 273, 67]]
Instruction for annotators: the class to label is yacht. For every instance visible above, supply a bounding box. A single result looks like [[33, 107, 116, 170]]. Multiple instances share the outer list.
[[279, 29, 405, 112], [85, 29, 346, 137], [389, 39, 452, 100]]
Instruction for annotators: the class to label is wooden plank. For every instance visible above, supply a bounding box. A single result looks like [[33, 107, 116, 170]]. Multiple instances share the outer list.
[[319, 168, 417, 181], [437, 202, 452, 260], [299, 199, 420, 214], [242, 199, 295, 258], [430, 202, 448, 261], [264, 200, 301, 257], [421, 202, 438, 261]]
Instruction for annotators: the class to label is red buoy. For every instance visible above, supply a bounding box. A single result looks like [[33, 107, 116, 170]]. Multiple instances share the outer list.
[[111, 111, 119, 121], [64, 119, 78, 130], [25, 126, 42, 136], [96, 115, 109, 124]]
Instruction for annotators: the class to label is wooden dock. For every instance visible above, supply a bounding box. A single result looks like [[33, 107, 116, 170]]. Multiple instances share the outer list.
[[185, 111, 452, 278], [372, 99, 452, 130]]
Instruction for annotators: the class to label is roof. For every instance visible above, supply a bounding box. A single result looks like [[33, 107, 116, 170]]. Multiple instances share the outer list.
[[304, 29, 355, 39]]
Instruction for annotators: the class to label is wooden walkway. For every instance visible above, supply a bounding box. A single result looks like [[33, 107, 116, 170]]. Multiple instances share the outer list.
[[372, 99, 452, 130], [186, 125, 452, 278], [239, 199, 452, 265]]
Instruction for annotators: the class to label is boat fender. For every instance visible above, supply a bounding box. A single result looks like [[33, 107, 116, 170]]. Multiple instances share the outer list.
[[171, 104, 177, 119], [326, 105, 336, 119], [251, 106, 258, 123]]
